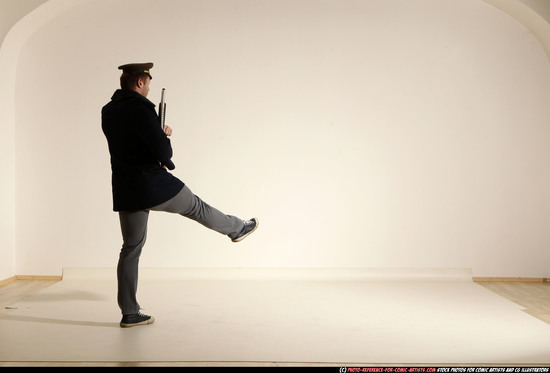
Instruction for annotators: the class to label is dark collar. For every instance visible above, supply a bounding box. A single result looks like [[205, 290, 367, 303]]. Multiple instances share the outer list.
[[111, 89, 155, 108]]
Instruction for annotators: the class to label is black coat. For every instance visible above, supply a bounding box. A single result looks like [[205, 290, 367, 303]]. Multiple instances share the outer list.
[[102, 89, 184, 211]]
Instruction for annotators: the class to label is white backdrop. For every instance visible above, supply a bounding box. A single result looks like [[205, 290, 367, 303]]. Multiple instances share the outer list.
[[6, 0, 550, 277]]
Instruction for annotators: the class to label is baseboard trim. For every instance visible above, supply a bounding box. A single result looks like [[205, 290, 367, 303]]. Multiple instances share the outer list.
[[15, 275, 63, 281], [1, 275, 63, 285], [2, 273, 549, 284], [0, 276, 16, 286], [474, 277, 550, 283]]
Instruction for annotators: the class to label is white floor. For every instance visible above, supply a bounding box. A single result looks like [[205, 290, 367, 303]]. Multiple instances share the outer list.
[[1, 268, 550, 365]]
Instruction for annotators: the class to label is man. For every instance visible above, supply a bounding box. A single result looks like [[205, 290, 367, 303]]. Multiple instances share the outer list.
[[101, 62, 258, 328]]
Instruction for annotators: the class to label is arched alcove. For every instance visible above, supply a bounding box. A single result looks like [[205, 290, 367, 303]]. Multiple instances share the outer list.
[[2, 0, 550, 278]]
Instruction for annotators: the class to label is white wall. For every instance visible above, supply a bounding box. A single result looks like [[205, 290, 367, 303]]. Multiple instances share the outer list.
[[520, 0, 550, 23], [0, 0, 57, 280], [0, 0, 48, 48], [0, 0, 83, 281], [6, 0, 550, 278]]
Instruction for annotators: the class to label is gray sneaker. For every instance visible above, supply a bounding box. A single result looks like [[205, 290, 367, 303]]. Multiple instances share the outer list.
[[120, 312, 155, 328], [232, 218, 259, 242]]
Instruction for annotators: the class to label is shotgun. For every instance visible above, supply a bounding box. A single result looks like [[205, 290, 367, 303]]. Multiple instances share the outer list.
[[158, 88, 175, 170], [159, 88, 166, 130]]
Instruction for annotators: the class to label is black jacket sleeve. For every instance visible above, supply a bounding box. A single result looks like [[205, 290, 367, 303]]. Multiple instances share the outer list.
[[132, 102, 176, 170]]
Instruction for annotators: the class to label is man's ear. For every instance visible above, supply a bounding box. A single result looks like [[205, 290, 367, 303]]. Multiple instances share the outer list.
[[136, 78, 144, 89]]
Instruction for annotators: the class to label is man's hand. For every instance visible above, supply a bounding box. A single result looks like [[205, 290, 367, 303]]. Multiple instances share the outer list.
[[164, 125, 172, 137]]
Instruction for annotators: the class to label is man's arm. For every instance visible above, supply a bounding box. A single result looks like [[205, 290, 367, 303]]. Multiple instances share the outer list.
[[134, 105, 176, 170]]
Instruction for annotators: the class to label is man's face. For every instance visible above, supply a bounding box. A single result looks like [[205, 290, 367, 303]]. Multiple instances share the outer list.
[[138, 76, 151, 97]]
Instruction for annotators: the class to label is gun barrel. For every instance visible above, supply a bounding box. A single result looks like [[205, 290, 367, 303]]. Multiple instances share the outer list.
[[159, 88, 166, 129]]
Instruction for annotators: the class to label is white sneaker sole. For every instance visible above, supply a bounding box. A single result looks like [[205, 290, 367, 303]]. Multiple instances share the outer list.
[[120, 316, 155, 328], [232, 218, 259, 242]]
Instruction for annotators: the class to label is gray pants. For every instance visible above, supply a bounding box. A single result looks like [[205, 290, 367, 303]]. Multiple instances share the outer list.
[[117, 185, 244, 315]]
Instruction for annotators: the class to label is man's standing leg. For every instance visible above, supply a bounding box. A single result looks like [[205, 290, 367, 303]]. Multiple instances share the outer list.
[[118, 209, 154, 327]]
